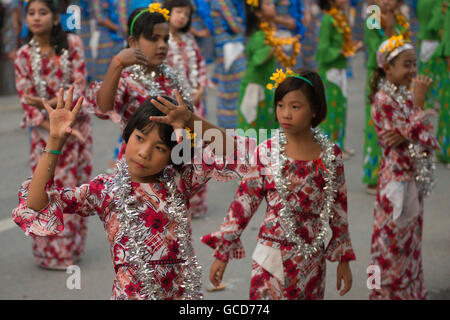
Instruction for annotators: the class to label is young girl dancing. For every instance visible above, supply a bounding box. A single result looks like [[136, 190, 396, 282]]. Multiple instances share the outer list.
[[14, 0, 93, 270], [12, 87, 251, 300], [202, 68, 356, 300], [163, 0, 210, 218], [236, 0, 278, 140], [316, 0, 363, 157], [363, 0, 410, 193], [368, 35, 439, 299]]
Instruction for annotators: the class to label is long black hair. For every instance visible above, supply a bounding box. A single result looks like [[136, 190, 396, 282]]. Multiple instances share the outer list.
[[162, 0, 193, 33], [24, 0, 69, 55], [318, 0, 332, 11], [245, 2, 263, 37], [127, 7, 169, 40]]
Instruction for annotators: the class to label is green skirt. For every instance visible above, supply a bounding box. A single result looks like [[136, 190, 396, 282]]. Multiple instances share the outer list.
[[319, 79, 347, 149], [362, 69, 382, 185]]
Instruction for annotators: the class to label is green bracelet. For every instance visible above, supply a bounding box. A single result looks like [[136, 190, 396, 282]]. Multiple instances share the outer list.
[[43, 148, 62, 155]]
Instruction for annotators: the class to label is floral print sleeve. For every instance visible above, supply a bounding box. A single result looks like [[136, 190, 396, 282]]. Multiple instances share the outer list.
[[325, 146, 356, 263], [68, 34, 87, 104], [372, 92, 439, 149], [12, 175, 109, 237], [201, 159, 265, 263], [180, 135, 255, 197], [14, 46, 46, 128]]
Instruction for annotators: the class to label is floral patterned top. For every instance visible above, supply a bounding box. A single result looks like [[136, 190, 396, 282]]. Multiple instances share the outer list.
[[12, 136, 252, 299], [202, 138, 356, 264], [371, 88, 439, 182]]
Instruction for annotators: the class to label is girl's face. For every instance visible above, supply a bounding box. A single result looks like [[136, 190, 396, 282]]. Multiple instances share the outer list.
[[125, 126, 172, 183], [130, 22, 170, 67], [276, 89, 315, 135], [258, 0, 276, 20], [384, 49, 417, 87], [169, 6, 191, 31], [26, 1, 57, 36]]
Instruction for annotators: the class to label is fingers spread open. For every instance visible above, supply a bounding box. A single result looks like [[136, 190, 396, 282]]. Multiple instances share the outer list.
[[65, 86, 74, 110], [151, 98, 171, 115], [57, 88, 64, 109]]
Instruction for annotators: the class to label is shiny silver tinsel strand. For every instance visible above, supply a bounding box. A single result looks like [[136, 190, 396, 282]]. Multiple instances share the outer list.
[[274, 127, 338, 260], [128, 63, 192, 102], [379, 79, 435, 197], [168, 33, 200, 91], [109, 160, 202, 299], [29, 38, 70, 99]]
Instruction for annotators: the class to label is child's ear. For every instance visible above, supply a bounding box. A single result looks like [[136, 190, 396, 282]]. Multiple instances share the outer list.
[[128, 36, 138, 48]]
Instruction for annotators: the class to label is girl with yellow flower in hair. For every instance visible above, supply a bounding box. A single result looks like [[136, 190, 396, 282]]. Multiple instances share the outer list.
[[316, 0, 363, 158]]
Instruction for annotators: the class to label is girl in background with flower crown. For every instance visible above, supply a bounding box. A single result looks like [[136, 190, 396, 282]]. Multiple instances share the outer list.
[[316, 0, 363, 158], [236, 0, 278, 141], [363, 0, 410, 194], [368, 36, 439, 299], [14, 0, 93, 270], [12, 87, 251, 299], [163, 0, 210, 218], [202, 68, 356, 300], [417, 0, 450, 168]]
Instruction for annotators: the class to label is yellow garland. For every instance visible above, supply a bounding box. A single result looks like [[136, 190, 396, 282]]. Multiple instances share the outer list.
[[266, 68, 294, 90], [325, 8, 356, 58], [394, 12, 410, 40], [259, 22, 300, 68], [184, 127, 196, 147], [148, 3, 170, 21], [247, 0, 259, 7], [379, 34, 405, 54]]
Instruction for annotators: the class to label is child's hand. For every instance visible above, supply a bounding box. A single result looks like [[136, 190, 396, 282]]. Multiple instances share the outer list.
[[413, 75, 433, 109], [337, 261, 352, 296], [382, 130, 407, 148], [354, 41, 364, 52], [42, 86, 84, 142], [210, 258, 227, 288], [115, 48, 150, 69], [150, 90, 193, 143]]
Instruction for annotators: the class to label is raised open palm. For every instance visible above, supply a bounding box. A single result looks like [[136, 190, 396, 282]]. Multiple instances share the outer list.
[[41, 86, 84, 141]]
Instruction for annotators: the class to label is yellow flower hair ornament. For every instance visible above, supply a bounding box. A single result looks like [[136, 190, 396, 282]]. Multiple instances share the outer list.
[[247, 0, 259, 7], [377, 34, 414, 68], [130, 3, 170, 36], [266, 68, 313, 90]]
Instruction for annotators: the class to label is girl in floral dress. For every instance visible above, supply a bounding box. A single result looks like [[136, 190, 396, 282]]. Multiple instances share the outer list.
[[202, 68, 356, 300], [14, 0, 93, 270], [163, 0, 210, 218], [368, 36, 439, 299], [12, 87, 251, 300]]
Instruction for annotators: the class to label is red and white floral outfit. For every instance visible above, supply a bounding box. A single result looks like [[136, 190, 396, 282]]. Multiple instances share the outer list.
[[202, 138, 356, 300], [369, 87, 439, 300], [12, 137, 251, 299], [14, 34, 93, 269]]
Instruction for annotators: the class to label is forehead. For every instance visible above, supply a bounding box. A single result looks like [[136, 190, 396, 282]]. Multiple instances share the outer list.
[[152, 22, 170, 35], [396, 49, 416, 62], [27, 1, 50, 11], [279, 89, 309, 104], [138, 124, 166, 143]]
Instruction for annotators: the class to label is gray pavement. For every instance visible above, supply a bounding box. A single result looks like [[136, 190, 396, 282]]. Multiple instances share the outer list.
[[0, 53, 449, 300]]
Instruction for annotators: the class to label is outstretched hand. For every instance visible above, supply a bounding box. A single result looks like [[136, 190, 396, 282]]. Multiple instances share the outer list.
[[41, 86, 84, 142], [150, 90, 193, 143]]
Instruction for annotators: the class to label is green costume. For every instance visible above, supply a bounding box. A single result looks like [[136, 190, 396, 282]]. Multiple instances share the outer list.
[[316, 12, 348, 149], [362, 20, 408, 185]]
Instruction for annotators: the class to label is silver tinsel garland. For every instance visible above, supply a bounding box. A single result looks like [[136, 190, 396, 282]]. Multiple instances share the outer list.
[[378, 78, 436, 197], [109, 160, 202, 299], [168, 33, 200, 91], [274, 127, 338, 260], [128, 63, 192, 102], [29, 38, 70, 99]]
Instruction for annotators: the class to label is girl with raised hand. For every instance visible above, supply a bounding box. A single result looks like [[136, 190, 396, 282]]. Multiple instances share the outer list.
[[202, 68, 356, 300], [163, 0, 210, 218], [368, 36, 439, 299], [12, 87, 251, 300], [14, 0, 93, 270]]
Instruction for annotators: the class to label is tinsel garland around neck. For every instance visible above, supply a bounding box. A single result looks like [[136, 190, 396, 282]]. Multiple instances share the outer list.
[[273, 127, 338, 259], [128, 63, 193, 102], [110, 159, 202, 300], [29, 38, 71, 99], [378, 78, 436, 197], [168, 33, 200, 91]]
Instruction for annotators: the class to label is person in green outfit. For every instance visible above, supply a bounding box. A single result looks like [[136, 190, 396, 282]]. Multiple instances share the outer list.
[[418, 0, 450, 167], [316, 0, 363, 158], [236, 0, 278, 142], [363, 0, 410, 194]]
